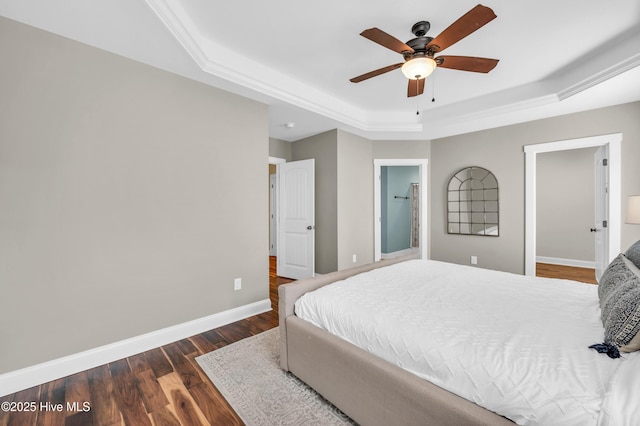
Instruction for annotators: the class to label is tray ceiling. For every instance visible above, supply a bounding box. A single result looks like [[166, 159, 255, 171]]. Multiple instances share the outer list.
[[2, 0, 640, 141]]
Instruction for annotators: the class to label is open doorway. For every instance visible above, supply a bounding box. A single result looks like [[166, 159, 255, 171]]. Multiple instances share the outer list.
[[268, 156, 316, 280], [374, 159, 428, 261], [380, 165, 420, 259], [268, 156, 293, 312], [524, 133, 622, 280], [268, 156, 286, 259], [535, 147, 599, 283]]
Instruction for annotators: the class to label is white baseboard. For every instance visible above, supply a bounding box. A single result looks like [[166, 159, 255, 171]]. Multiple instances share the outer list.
[[536, 256, 596, 269], [0, 298, 271, 397]]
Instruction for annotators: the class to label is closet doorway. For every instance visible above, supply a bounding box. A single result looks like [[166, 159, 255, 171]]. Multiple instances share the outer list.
[[524, 133, 621, 280], [535, 147, 599, 283]]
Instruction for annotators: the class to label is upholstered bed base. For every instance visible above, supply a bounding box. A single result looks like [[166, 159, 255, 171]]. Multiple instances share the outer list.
[[278, 255, 514, 426]]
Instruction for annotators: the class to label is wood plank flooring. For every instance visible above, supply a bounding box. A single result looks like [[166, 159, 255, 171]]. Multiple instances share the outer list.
[[0, 257, 293, 426], [1, 258, 596, 425], [536, 262, 598, 284]]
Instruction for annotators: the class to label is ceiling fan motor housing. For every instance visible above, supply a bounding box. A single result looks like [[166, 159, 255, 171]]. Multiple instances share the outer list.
[[404, 36, 434, 60], [403, 21, 437, 61], [411, 21, 430, 37]]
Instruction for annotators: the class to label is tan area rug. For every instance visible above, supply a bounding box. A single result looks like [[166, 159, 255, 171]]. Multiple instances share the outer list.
[[196, 328, 356, 425]]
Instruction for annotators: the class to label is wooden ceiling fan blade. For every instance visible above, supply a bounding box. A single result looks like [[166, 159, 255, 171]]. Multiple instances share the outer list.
[[407, 78, 425, 97], [350, 63, 404, 83], [426, 4, 497, 53], [360, 28, 414, 54], [436, 56, 499, 73]]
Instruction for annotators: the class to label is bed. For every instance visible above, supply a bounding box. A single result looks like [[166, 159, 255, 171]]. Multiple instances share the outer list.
[[278, 246, 640, 426]]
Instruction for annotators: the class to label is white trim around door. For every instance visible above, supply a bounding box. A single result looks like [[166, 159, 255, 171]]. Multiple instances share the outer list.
[[523, 133, 622, 277], [268, 157, 286, 257], [374, 159, 429, 262]]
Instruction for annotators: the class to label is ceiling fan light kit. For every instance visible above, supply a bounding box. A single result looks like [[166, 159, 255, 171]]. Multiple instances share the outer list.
[[401, 57, 437, 80], [350, 4, 499, 97]]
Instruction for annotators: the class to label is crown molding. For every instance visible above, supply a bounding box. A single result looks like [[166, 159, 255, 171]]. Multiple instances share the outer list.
[[557, 53, 640, 101], [144, 0, 640, 140], [144, 0, 423, 134], [552, 27, 640, 101]]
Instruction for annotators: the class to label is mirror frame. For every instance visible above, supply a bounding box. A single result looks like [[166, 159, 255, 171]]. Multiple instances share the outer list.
[[447, 166, 499, 237]]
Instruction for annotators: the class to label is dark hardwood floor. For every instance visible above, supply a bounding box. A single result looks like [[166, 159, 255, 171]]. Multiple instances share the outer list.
[[0, 257, 293, 426], [1, 258, 596, 425], [536, 262, 598, 284]]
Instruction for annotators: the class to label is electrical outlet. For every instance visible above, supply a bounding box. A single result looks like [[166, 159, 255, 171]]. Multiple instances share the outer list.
[[470, 256, 478, 265], [234, 278, 242, 291], [352, 254, 357, 263]]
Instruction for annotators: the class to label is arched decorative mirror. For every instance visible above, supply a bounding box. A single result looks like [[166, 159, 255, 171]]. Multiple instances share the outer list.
[[447, 166, 499, 236]]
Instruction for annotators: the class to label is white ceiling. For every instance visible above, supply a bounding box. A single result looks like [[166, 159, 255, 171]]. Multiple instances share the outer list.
[[2, 0, 640, 141]]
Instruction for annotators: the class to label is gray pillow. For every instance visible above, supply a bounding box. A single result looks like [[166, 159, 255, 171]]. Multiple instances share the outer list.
[[625, 240, 640, 269], [598, 253, 640, 350]]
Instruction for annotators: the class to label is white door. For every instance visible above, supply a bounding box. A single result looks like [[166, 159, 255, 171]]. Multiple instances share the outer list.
[[277, 159, 315, 279], [594, 145, 609, 282]]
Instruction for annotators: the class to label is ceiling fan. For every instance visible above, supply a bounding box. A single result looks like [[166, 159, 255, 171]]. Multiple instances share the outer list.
[[350, 4, 499, 97]]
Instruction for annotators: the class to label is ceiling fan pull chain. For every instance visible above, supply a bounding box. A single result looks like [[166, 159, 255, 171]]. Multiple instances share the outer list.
[[432, 71, 436, 103], [416, 80, 420, 115]]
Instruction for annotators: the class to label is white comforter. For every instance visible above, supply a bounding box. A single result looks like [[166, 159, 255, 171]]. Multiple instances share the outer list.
[[294, 259, 638, 425]]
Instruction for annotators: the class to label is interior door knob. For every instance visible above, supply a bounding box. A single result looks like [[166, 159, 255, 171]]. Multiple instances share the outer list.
[[590, 227, 598, 232], [307, 225, 314, 230]]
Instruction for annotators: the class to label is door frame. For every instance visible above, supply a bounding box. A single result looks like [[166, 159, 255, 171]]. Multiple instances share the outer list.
[[594, 145, 609, 281], [269, 156, 286, 257], [523, 133, 622, 277], [374, 159, 429, 261], [274, 157, 315, 279], [269, 173, 277, 256]]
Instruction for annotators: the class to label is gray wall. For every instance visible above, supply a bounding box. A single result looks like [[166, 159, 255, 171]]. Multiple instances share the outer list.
[[336, 130, 374, 270], [269, 137, 292, 161], [537, 147, 598, 262], [291, 135, 430, 273], [372, 140, 430, 159], [291, 130, 338, 273], [431, 101, 640, 274], [0, 18, 269, 374]]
